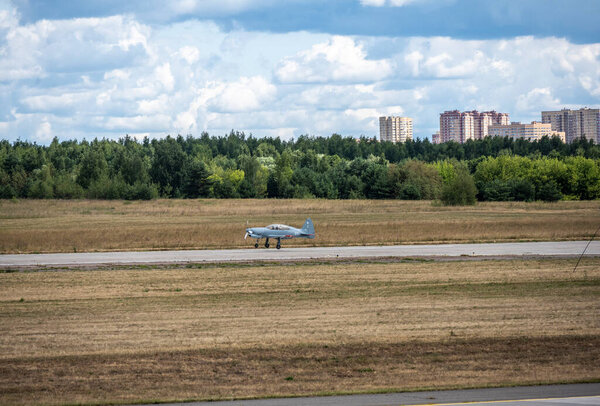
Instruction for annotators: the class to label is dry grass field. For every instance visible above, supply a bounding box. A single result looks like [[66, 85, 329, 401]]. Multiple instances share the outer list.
[[1, 258, 599, 405], [0, 199, 599, 253]]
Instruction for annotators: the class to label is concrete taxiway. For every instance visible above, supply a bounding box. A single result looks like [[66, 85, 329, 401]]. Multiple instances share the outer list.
[[0, 240, 598, 267], [138, 383, 600, 406]]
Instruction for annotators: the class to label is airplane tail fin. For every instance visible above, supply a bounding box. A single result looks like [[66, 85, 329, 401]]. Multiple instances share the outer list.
[[301, 218, 315, 239]]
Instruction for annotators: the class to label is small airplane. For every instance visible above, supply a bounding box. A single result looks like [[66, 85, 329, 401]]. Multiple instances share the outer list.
[[244, 218, 315, 249]]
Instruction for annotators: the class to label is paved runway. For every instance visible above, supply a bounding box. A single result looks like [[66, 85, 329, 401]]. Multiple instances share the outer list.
[[1, 240, 599, 267], [139, 383, 600, 406]]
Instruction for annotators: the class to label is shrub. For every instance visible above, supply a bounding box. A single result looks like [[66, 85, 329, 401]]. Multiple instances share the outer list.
[[511, 179, 535, 202], [399, 182, 421, 200], [440, 169, 477, 206], [537, 180, 562, 202]]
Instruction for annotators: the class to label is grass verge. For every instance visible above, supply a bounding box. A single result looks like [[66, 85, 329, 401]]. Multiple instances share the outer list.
[[0, 257, 598, 404], [1, 336, 599, 406], [1, 199, 599, 253]]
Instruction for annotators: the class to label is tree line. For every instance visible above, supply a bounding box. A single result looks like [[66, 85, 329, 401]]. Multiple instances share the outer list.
[[1, 132, 599, 204]]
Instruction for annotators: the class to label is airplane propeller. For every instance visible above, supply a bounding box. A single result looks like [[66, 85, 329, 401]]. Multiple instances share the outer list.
[[244, 232, 249, 240]]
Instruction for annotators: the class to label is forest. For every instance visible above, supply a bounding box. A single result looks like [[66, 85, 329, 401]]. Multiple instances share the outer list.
[[1, 132, 599, 204]]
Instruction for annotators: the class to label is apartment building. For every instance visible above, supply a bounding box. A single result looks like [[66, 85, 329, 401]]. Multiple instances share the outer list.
[[541, 107, 600, 143], [439, 110, 509, 143], [488, 121, 566, 142], [379, 116, 413, 142]]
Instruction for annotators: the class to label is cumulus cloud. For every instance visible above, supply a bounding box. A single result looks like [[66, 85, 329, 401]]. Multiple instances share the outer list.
[[35, 120, 52, 141], [168, 0, 279, 16], [0, 1, 19, 31], [360, 0, 431, 7], [516, 88, 561, 113], [0, 14, 150, 81], [0, 1, 599, 143], [275, 36, 393, 83]]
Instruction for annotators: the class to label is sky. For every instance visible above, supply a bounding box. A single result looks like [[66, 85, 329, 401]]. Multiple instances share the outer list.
[[0, 0, 599, 143]]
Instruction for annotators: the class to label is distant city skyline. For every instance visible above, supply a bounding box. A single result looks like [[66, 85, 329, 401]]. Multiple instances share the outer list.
[[0, 0, 599, 143]]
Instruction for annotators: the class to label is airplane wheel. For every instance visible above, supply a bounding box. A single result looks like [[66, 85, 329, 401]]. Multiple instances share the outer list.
[[265, 243, 270, 248], [254, 242, 259, 248], [276, 244, 281, 250]]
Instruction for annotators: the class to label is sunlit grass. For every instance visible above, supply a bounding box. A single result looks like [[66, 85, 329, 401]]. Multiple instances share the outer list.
[[0, 257, 598, 404], [0, 199, 598, 253]]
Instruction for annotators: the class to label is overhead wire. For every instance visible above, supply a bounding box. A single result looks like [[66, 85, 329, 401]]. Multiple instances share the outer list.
[[573, 221, 600, 272]]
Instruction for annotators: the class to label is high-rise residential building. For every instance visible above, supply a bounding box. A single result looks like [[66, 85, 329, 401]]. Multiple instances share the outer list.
[[541, 107, 600, 143], [439, 110, 509, 143], [431, 132, 440, 144], [489, 121, 566, 142], [379, 116, 413, 143], [476, 111, 510, 139]]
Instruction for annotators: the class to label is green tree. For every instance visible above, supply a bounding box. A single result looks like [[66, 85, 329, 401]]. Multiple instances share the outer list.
[[150, 137, 186, 197], [537, 180, 562, 202], [440, 168, 477, 206], [77, 149, 107, 189], [183, 159, 212, 198]]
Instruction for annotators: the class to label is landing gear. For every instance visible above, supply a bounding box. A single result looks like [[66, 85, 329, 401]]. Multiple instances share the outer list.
[[276, 238, 281, 250], [265, 238, 270, 248], [254, 242, 259, 248]]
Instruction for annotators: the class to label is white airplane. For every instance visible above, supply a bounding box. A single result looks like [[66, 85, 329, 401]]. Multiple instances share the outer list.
[[244, 218, 315, 249]]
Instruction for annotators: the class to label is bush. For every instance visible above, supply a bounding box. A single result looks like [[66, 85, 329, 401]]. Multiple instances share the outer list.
[[28, 179, 54, 199], [537, 180, 562, 202], [87, 176, 127, 199], [53, 175, 84, 199], [0, 184, 16, 199], [478, 180, 512, 201], [399, 182, 421, 200], [478, 179, 535, 202], [511, 179, 535, 202], [128, 182, 158, 200], [440, 169, 477, 206]]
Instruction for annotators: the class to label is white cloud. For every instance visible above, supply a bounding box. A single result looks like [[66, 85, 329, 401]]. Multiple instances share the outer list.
[[404, 51, 423, 76], [516, 88, 560, 112], [360, 0, 386, 6], [177, 45, 200, 64], [360, 0, 429, 6], [22, 92, 92, 112], [104, 69, 131, 81], [105, 114, 172, 131], [137, 95, 169, 115], [35, 120, 52, 141], [0, 14, 151, 81], [0, 1, 19, 31], [1, 3, 599, 144], [154, 63, 175, 91], [213, 76, 276, 112], [276, 36, 393, 83]]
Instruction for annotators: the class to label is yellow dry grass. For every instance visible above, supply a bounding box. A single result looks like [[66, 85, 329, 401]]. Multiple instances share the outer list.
[[0, 199, 598, 253], [2, 258, 598, 358], [0, 258, 599, 405]]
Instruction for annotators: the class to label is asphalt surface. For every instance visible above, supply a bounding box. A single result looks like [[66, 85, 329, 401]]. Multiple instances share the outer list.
[[0, 240, 598, 267], [138, 383, 600, 406]]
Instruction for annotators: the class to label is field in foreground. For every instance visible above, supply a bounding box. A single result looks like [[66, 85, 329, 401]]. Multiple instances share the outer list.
[[1, 199, 599, 253], [0, 257, 598, 405]]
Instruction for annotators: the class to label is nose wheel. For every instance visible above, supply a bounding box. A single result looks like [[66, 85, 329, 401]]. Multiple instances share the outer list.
[[254, 242, 259, 248], [276, 238, 281, 249]]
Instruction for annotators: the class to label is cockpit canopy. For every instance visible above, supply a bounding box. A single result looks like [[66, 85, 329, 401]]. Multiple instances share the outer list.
[[266, 224, 290, 230]]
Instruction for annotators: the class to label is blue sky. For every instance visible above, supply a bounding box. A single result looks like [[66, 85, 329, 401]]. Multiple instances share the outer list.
[[1, 0, 599, 143]]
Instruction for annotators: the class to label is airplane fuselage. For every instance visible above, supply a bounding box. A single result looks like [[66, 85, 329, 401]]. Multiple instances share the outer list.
[[245, 219, 315, 249]]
